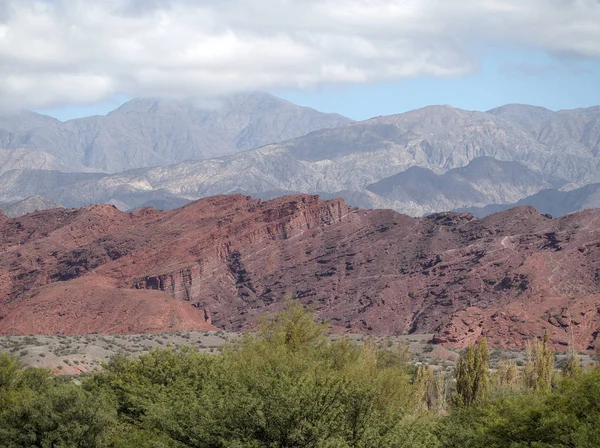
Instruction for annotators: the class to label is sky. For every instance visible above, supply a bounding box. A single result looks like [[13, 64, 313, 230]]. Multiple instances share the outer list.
[[1, 0, 599, 121]]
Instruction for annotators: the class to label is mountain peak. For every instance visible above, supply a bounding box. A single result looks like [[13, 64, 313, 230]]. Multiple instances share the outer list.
[[107, 92, 332, 117], [370, 104, 486, 128], [0, 110, 60, 131], [0, 92, 352, 173], [107, 97, 188, 115], [486, 104, 556, 127]]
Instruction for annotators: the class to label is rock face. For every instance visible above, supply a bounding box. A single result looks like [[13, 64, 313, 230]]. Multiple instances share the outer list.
[[2, 194, 600, 350]]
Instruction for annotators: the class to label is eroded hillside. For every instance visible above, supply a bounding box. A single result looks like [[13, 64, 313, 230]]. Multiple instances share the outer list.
[[1, 194, 600, 349]]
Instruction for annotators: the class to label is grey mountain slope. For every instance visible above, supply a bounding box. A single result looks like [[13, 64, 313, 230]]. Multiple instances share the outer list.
[[57, 104, 599, 211], [460, 183, 600, 218], [486, 104, 557, 134], [287, 104, 536, 164], [275, 104, 600, 184], [0, 148, 75, 175], [0, 196, 64, 218], [488, 104, 600, 159], [444, 155, 565, 199], [0, 170, 107, 202], [2, 101, 599, 182], [362, 157, 556, 215], [15, 155, 552, 217], [368, 165, 484, 204], [2, 103, 600, 218], [0, 92, 351, 173], [0, 111, 60, 134]]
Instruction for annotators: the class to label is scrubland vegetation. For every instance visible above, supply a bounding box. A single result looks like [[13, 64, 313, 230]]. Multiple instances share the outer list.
[[1, 302, 600, 447]]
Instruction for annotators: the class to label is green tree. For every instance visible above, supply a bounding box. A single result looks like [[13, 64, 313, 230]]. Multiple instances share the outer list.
[[523, 330, 555, 391], [562, 338, 583, 378], [96, 301, 439, 447], [413, 366, 433, 412], [413, 367, 447, 414], [454, 338, 489, 406], [0, 381, 117, 448], [427, 372, 447, 414], [0, 351, 22, 409], [437, 367, 600, 447]]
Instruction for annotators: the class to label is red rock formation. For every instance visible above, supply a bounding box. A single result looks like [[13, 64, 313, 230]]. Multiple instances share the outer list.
[[2, 194, 600, 350]]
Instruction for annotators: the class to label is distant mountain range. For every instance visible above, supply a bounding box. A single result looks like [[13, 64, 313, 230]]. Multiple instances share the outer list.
[[460, 183, 600, 218], [1, 96, 600, 217], [0, 92, 351, 173], [0, 196, 63, 218]]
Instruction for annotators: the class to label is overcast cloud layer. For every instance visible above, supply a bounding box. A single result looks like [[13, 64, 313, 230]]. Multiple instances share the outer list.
[[1, 0, 599, 110]]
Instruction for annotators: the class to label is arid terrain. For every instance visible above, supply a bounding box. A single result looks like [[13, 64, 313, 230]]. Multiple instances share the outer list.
[[2, 331, 595, 377], [2, 194, 600, 350], [0, 332, 449, 375]]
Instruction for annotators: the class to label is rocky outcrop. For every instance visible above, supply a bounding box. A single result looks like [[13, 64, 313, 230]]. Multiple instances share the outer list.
[[131, 195, 350, 305], [2, 194, 600, 350]]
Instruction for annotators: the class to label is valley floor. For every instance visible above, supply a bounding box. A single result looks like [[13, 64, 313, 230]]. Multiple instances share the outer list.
[[2, 331, 594, 376]]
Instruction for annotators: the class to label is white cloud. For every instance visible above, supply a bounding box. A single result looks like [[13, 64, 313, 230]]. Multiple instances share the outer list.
[[0, 0, 598, 110]]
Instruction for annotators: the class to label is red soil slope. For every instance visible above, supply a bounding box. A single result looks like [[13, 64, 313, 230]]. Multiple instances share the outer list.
[[1, 194, 600, 349]]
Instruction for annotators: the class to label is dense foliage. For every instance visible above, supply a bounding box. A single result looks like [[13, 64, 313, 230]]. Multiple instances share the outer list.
[[438, 368, 600, 447], [1, 302, 599, 447]]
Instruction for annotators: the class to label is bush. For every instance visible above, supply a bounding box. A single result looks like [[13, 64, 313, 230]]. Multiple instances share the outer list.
[[91, 301, 438, 447], [8, 302, 600, 447], [437, 367, 600, 447]]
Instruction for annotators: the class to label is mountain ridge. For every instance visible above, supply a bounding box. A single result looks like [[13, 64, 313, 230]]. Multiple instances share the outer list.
[[0, 92, 352, 173], [2, 100, 600, 218], [2, 194, 600, 350], [460, 183, 600, 218]]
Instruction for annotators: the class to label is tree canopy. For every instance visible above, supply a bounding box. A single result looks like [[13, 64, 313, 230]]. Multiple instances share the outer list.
[[0, 302, 599, 448]]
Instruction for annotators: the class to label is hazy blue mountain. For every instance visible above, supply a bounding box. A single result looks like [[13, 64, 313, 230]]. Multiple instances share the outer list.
[[0, 148, 74, 175], [0, 195, 64, 217], [459, 183, 600, 218], [0, 169, 107, 202]]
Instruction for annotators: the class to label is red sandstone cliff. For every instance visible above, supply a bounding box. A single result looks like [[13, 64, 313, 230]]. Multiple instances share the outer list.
[[1, 194, 600, 350]]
